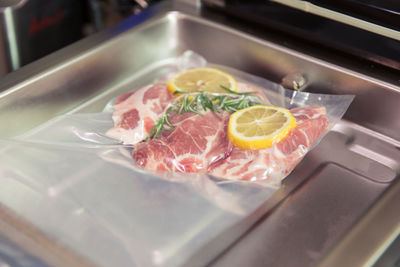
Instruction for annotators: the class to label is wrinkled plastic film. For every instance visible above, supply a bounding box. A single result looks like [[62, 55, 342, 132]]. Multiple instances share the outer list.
[[0, 51, 354, 267], [100, 52, 353, 183], [0, 138, 275, 267]]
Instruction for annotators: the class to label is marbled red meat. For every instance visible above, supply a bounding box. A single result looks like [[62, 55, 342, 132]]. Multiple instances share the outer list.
[[107, 82, 327, 183], [106, 83, 173, 144], [209, 106, 328, 182], [107, 82, 268, 145], [133, 106, 327, 182], [133, 111, 232, 173]]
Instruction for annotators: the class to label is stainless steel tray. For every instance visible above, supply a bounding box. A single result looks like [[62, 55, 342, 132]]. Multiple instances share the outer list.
[[0, 1, 399, 266]]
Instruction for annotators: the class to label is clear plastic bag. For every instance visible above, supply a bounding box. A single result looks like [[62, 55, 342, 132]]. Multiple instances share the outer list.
[[0, 138, 277, 267], [0, 51, 354, 267], [102, 51, 353, 184]]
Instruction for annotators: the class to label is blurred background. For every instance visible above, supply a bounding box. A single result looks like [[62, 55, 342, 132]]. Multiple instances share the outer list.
[[0, 0, 399, 78], [0, 0, 166, 77]]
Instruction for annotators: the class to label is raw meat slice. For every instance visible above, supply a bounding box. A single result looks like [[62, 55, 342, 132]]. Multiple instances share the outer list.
[[107, 82, 269, 145], [133, 111, 232, 173], [209, 106, 328, 182], [106, 83, 173, 144], [133, 105, 328, 183]]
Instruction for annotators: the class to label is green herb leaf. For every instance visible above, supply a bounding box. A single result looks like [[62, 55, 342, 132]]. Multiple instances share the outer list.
[[173, 90, 184, 95], [220, 85, 255, 95], [147, 89, 267, 140]]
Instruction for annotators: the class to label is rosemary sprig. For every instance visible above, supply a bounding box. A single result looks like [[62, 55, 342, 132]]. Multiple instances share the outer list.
[[220, 85, 255, 95], [147, 106, 175, 140], [147, 88, 265, 140]]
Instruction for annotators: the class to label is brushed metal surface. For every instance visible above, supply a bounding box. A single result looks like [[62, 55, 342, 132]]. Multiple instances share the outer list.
[[0, 10, 16, 75], [0, 204, 95, 267], [210, 122, 399, 267], [0, 1, 398, 266], [374, 234, 400, 267]]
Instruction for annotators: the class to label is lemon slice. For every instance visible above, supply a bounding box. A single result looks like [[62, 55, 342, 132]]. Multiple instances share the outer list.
[[228, 105, 297, 150], [167, 67, 237, 94]]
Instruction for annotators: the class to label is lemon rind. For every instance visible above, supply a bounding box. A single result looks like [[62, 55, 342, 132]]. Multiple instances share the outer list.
[[228, 105, 297, 150]]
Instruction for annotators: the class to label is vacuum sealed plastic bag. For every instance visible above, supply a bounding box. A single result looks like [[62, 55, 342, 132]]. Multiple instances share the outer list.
[[0, 51, 354, 267], [0, 138, 277, 267], [102, 51, 353, 185]]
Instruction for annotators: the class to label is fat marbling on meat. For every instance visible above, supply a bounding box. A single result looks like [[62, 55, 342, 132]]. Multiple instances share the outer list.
[[106, 83, 173, 144], [208, 106, 328, 182], [107, 82, 328, 183]]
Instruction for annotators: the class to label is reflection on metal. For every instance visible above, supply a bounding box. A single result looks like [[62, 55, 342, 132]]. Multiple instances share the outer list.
[[0, 0, 26, 8], [202, 0, 225, 8], [3, 8, 19, 71], [134, 0, 148, 9], [281, 72, 307, 91], [271, 0, 400, 42], [318, 177, 400, 267], [374, 234, 400, 267]]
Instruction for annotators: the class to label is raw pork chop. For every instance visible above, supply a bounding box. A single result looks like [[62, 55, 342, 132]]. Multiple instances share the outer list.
[[107, 82, 268, 145], [133, 111, 232, 173], [133, 105, 328, 183], [209, 106, 328, 182], [106, 83, 173, 144]]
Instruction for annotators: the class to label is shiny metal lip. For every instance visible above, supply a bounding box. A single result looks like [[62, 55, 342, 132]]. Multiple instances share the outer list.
[[0, 1, 399, 266]]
